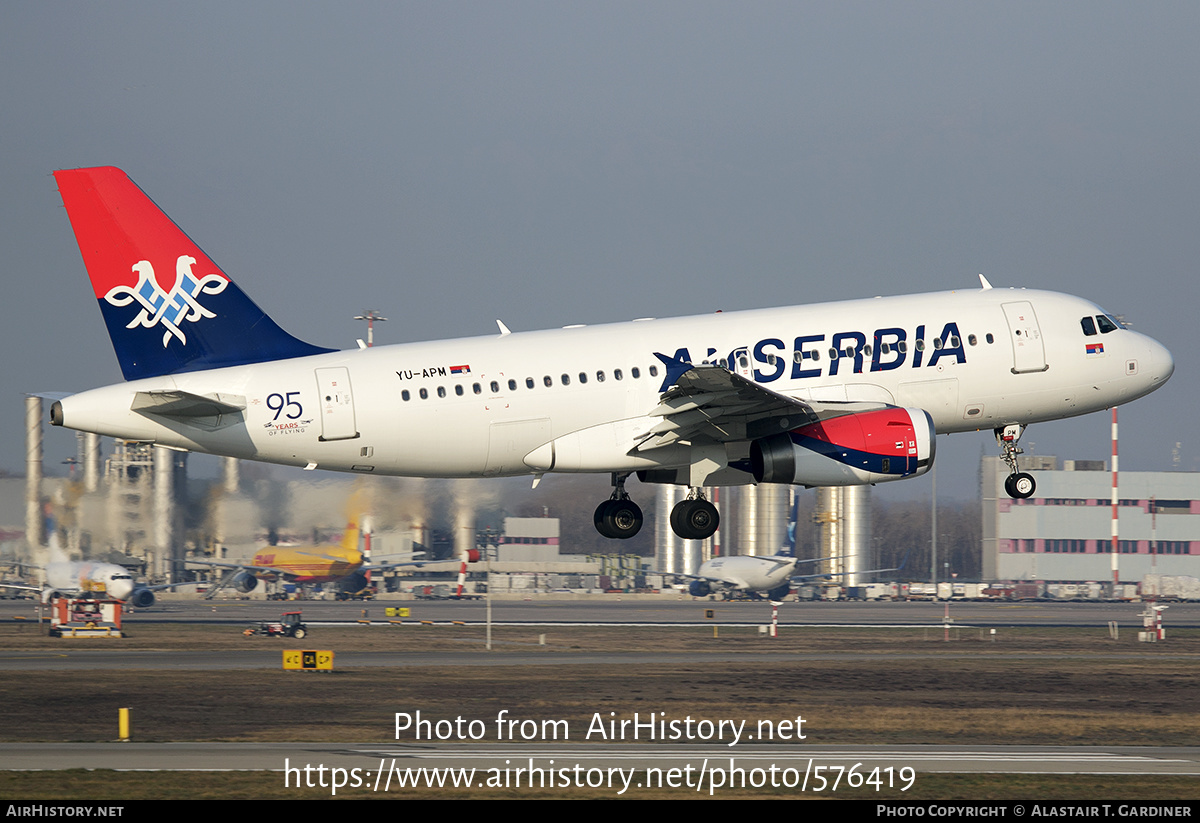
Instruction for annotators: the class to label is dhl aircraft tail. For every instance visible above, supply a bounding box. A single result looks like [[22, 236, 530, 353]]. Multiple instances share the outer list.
[[54, 166, 333, 381]]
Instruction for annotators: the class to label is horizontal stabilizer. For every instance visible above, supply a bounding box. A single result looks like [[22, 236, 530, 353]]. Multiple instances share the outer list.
[[132, 390, 246, 418]]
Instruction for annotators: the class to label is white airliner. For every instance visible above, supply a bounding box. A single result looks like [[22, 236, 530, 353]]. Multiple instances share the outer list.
[[683, 551, 906, 601], [48, 167, 1174, 542], [2, 559, 175, 606], [683, 555, 801, 601]]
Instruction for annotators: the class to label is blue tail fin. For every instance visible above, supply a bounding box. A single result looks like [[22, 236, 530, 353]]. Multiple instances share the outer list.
[[55, 166, 334, 381]]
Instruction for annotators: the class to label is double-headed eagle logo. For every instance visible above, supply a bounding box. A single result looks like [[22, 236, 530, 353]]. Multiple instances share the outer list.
[[104, 255, 227, 347]]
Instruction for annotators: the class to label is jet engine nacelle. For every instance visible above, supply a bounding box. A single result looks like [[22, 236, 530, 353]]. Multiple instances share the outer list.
[[750, 407, 935, 486], [767, 583, 791, 602], [688, 579, 712, 598], [232, 571, 258, 593], [127, 587, 155, 608], [337, 572, 369, 594]]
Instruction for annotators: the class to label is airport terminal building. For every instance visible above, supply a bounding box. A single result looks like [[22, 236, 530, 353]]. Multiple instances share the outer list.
[[982, 456, 1200, 582]]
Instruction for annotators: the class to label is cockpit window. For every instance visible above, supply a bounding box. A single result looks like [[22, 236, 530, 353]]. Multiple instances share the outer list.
[[1080, 316, 1097, 336], [1096, 314, 1118, 334]]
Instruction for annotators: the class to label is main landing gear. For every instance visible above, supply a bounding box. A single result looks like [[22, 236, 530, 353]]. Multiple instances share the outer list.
[[592, 477, 721, 541], [996, 423, 1036, 499], [594, 473, 644, 539], [670, 489, 720, 541]]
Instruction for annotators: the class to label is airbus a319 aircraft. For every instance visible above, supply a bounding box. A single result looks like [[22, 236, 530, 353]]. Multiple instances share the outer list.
[[49, 167, 1173, 542]]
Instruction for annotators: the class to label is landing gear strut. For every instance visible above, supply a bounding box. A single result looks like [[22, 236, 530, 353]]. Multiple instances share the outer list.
[[996, 424, 1036, 499], [594, 473, 643, 539], [670, 488, 720, 540]]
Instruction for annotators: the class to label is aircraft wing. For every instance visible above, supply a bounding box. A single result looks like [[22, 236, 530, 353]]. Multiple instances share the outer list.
[[791, 549, 911, 582], [139, 581, 204, 592], [636, 354, 887, 451], [363, 558, 458, 572], [187, 559, 300, 577]]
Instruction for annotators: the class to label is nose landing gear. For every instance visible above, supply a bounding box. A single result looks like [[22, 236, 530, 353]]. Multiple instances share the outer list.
[[996, 424, 1036, 499]]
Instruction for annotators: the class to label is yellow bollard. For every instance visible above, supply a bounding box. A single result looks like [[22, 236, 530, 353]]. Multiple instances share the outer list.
[[118, 708, 130, 742]]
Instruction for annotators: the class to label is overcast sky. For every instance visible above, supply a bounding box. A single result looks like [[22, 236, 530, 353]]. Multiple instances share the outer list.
[[1, 2, 1196, 502]]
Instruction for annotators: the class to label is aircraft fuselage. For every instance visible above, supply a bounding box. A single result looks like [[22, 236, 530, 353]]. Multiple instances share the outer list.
[[55, 288, 1173, 481]]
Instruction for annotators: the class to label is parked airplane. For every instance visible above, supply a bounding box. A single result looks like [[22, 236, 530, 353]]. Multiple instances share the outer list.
[[188, 524, 462, 596], [49, 167, 1174, 542], [684, 555, 799, 601], [1, 560, 180, 606], [683, 552, 905, 601]]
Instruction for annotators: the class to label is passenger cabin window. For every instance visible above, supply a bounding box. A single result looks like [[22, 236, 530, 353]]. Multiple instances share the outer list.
[[649, 366, 658, 377], [402, 390, 410, 401], [508, 379, 517, 391], [490, 381, 500, 393], [1081, 317, 1097, 336], [561, 374, 570, 385], [631, 367, 640, 378], [544, 375, 552, 387], [614, 369, 623, 380], [437, 386, 446, 398], [985, 333, 994, 344], [455, 385, 464, 396], [526, 377, 535, 389], [968, 334, 977, 346], [472, 383, 481, 395], [596, 371, 605, 382], [419, 388, 428, 400], [578, 372, 588, 384]]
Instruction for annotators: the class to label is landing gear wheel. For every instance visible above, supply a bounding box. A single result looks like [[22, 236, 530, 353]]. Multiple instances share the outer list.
[[595, 498, 644, 539], [594, 500, 616, 538], [671, 499, 720, 540], [1003, 474, 1017, 498], [604, 499, 643, 539], [1010, 472, 1035, 499]]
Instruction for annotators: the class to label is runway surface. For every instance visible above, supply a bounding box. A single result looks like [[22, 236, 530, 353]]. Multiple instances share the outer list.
[[4, 597, 1196, 628]]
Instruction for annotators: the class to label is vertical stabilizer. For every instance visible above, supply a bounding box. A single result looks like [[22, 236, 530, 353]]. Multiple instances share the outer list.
[[55, 166, 334, 381]]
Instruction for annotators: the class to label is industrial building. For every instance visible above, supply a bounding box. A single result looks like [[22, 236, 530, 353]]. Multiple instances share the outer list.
[[982, 455, 1200, 582]]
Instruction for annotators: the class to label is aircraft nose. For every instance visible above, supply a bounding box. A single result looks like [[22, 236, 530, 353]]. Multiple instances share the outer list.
[[1148, 338, 1175, 385], [109, 578, 134, 600]]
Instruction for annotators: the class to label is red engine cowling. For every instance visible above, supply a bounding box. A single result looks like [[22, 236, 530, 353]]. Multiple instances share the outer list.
[[750, 407, 935, 486]]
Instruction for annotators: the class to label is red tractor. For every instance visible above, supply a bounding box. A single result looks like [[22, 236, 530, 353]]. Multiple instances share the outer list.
[[244, 611, 308, 639]]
